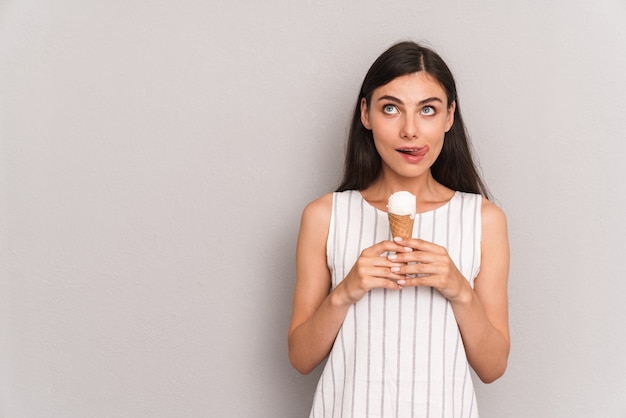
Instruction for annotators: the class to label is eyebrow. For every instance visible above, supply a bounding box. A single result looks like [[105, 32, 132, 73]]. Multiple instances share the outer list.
[[377, 95, 444, 106]]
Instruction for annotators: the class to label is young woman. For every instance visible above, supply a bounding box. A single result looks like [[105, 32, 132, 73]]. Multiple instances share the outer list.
[[288, 41, 510, 418]]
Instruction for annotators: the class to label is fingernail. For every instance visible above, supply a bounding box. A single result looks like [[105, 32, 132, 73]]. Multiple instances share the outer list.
[[403, 247, 413, 252], [393, 237, 402, 242], [397, 279, 406, 285], [391, 267, 400, 272], [388, 254, 397, 260]]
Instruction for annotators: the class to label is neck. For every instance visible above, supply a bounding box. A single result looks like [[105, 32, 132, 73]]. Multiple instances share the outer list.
[[360, 171, 455, 213], [365, 170, 442, 199]]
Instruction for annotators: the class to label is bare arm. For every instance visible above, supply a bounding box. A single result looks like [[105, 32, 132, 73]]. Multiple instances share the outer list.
[[456, 198, 510, 382], [288, 194, 407, 374], [287, 194, 348, 375]]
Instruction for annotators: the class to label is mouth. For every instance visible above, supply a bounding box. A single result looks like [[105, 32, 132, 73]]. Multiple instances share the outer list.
[[397, 146, 428, 157]]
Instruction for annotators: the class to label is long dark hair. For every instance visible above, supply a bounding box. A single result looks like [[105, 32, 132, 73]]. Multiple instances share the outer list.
[[336, 41, 490, 199]]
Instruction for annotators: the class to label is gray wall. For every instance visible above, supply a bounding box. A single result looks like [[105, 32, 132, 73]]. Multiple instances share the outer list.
[[1, 1, 625, 417]]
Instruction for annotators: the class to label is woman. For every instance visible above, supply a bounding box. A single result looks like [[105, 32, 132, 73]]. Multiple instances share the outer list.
[[288, 41, 510, 417]]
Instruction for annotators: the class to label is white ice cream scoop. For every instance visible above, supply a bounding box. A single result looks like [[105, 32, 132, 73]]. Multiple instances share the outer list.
[[387, 191, 416, 217]]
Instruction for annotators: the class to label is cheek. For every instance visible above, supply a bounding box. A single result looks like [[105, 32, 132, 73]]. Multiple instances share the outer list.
[[370, 121, 396, 143], [371, 133, 398, 161], [423, 123, 447, 141], [371, 135, 389, 156]]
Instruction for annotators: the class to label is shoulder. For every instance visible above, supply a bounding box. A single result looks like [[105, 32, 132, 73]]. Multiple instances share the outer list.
[[479, 197, 509, 260], [480, 197, 507, 233], [301, 193, 333, 225], [297, 194, 334, 268], [298, 193, 334, 245]]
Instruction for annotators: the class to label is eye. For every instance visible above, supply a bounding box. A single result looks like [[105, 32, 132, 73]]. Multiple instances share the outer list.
[[421, 105, 436, 116], [383, 104, 399, 115]]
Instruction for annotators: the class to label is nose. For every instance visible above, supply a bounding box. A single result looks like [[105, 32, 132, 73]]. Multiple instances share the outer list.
[[400, 115, 418, 139]]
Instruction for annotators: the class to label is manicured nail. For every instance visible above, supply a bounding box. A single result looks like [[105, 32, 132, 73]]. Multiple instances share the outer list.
[[397, 279, 406, 285], [388, 254, 397, 260], [393, 237, 403, 242], [391, 267, 400, 273]]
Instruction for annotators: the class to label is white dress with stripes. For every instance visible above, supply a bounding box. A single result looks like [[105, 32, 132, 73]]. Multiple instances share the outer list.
[[310, 190, 482, 418]]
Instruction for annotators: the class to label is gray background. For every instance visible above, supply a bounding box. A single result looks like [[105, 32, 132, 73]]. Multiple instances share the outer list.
[[1, 1, 625, 417]]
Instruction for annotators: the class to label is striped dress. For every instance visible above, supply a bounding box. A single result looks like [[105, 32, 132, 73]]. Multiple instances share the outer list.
[[309, 190, 482, 418]]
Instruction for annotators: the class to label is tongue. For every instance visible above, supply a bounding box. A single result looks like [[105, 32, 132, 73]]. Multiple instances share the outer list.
[[400, 149, 420, 156]]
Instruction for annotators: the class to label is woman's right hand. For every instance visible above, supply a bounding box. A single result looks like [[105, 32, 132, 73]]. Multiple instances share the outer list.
[[337, 240, 410, 305], [289, 194, 409, 374]]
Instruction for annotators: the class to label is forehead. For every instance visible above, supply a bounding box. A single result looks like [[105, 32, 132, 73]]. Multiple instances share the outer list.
[[373, 72, 447, 102]]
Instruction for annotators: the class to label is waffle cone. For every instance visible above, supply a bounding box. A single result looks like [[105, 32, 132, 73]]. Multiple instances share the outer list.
[[388, 213, 414, 238]]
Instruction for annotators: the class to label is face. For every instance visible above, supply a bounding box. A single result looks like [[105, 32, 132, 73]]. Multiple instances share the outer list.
[[361, 72, 456, 181]]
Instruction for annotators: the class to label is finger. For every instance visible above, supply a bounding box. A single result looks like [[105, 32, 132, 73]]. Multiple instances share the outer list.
[[400, 275, 435, 288], [378, 267, 407, 282], [371, 255, 404, 270], [378, 278, 404, 291], [404, 262, 449, 278], [362, 240, 412, 257], [361, 274, 406, 292], [357, 263, 405, 280], [393, 237, 445, 253], [386, 253, 414, 264], [392, 262, 428, 277], [392, 251, 441, 264]]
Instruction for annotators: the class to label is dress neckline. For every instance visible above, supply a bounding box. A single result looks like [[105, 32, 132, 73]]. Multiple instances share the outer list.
[[356, 190, 460, 216]]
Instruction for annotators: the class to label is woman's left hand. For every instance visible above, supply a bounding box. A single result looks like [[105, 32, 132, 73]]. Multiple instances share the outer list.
[[388, 237, 471, 303], [389, 200, 510, 384]]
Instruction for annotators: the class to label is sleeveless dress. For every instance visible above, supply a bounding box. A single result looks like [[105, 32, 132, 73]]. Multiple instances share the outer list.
[[309, 190, 482, 418]]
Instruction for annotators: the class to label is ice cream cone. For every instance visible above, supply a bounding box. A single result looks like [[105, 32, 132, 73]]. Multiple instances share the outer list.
[[388, 212, 414, 239], [387, 191, 416, 239]]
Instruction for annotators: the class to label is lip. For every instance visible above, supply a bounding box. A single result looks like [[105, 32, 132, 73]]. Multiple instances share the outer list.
[[397, 146, 429, 163]]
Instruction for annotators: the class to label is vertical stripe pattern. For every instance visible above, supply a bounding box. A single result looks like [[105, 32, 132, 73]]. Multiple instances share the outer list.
[[310, 190, 482, 418]]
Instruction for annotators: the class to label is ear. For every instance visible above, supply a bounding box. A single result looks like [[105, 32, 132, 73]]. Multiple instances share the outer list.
[[445, 100, 456, 132], [360, 97, 372, 130]]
